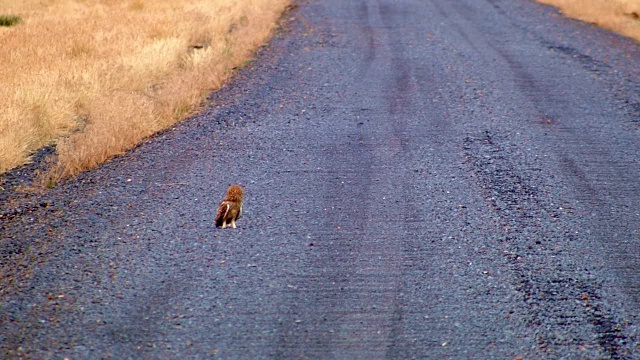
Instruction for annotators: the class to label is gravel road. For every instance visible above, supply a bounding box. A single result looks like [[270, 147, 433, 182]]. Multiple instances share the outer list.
[[2, 0, 640, 358]]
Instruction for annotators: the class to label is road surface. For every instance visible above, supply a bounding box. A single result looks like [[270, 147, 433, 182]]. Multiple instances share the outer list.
[[2, 0, 640, 358]]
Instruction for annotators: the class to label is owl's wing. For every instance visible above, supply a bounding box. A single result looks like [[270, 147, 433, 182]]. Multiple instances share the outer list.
[[215, 202, 230, 227]]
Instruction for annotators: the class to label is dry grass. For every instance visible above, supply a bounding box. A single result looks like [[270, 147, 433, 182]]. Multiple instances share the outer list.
[[0, 0, 290, 179], [537, 0, 640, 42]]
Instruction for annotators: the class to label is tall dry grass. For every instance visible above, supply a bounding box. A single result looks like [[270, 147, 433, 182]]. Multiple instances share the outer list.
[[0, 0, 289, 179], [537, 0, 640, 42]]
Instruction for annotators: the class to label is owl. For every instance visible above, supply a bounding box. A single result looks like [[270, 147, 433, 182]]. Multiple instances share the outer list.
[[215, 184, 244, 229]]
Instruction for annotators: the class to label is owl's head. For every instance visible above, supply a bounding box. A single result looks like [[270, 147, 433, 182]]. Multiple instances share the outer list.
[[226, 184, 244, 202]]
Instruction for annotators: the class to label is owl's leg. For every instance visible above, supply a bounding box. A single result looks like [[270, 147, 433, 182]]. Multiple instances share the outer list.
[[221, 221, 227, 229], [231, 219, 237, 229]]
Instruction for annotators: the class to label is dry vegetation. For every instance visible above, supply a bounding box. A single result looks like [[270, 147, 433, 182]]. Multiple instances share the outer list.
[[0, 0, 290, 180], [537, 0, 640, 42]]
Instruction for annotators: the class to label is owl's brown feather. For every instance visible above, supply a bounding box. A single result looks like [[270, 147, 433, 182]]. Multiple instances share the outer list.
[[215, 185, 244, 229]]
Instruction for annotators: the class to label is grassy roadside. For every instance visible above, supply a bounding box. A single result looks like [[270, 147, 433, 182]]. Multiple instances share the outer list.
[[0, 0, 290, 181], [537, 0, 640, 42]]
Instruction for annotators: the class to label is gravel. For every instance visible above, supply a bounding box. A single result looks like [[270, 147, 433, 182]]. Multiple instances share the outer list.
[[2, 0, 640, 358]]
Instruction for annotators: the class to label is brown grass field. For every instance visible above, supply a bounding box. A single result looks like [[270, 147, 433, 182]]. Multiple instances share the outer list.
[[0, 0, 289, 181], [537, 0, 640, 42]]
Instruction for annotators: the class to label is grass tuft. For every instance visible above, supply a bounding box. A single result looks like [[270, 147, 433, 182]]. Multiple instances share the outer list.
[[129, 0, 145, 11], [0, 15, 21, 27]]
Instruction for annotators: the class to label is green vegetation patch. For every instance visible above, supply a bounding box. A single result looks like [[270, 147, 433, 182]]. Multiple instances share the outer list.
[[0, 15, 22, 27]]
